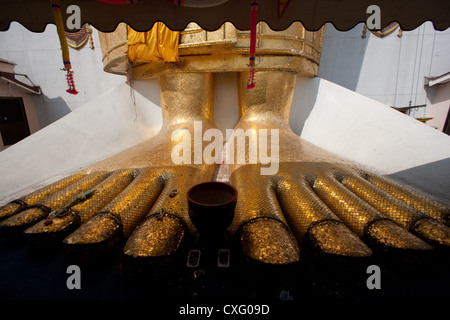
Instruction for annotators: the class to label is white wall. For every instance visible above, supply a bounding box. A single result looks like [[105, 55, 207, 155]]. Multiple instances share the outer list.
[[0, 22, 126, 128], [319, 22, 450, 119]]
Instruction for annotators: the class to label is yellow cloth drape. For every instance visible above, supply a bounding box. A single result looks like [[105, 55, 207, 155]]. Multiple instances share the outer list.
[[127, 22, 180, 63]]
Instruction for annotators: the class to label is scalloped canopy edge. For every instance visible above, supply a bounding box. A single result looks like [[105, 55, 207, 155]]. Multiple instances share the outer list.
[[1, 0, 449, 33]]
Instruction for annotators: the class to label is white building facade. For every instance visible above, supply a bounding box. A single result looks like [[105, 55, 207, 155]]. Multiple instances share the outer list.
[[318, 22, 450, 134]]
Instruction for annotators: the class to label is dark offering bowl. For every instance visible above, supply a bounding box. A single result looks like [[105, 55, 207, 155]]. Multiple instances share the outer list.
[[187, 182, 237, 237]]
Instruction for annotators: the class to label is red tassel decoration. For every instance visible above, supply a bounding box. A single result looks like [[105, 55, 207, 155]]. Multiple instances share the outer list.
[[247, 0, 258, 89], [65, 69, 79, 95]]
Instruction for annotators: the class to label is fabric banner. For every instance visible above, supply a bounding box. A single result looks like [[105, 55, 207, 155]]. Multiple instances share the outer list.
[[127, 22, 180, 63]]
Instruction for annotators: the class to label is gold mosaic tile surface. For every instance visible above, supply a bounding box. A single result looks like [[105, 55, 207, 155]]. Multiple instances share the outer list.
[[1, 70, 449, 266]]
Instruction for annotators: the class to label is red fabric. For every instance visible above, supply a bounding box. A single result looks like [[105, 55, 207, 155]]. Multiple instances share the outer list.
[[249, 1, 258, 58]]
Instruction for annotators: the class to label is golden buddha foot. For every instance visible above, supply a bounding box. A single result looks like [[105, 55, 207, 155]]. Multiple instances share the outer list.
[[230, 162, 450, 265]]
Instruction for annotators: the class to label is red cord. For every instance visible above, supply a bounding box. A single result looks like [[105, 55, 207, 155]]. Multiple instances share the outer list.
[[246, 0, 258, 89]]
